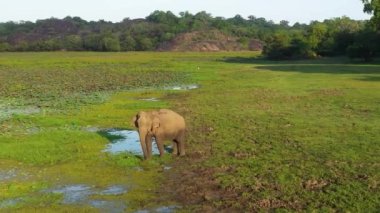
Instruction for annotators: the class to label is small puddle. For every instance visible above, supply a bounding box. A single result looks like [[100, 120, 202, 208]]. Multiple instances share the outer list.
[[0, 169, 17, 181], [102, 129, 160, 155], [89, 200, 126, 213], [0, 198, 23, 208], [139, 98, 160, 102], [164, 84, 199, 91], [49, 184, 93, 204], [0, 106, 41, 121], [136, 205, 179, 213], [100, 185, 126, 195], [1, 184, 128, 211], [0, 169, 30, 181], [45, 184, 127, 212], [84, 126, 101, 133]]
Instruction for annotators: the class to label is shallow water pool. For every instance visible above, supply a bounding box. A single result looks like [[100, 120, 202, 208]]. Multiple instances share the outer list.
[[102, 129, 160, 155]]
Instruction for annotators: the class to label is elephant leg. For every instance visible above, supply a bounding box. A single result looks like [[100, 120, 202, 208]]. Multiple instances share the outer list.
[[178, 141, 185, 156], [138, 130, 149, 159], [145, 136, 152, 159], [172, 141, 178, 156], [155, 136, 165, 157], [177, 131, 186, 156]]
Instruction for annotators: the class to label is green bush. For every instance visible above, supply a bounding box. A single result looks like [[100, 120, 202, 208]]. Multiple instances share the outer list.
[[264, 34, 316, 60], [120, 34, 137, 51], [64, 35, 83, 50], [0, 42, 10, 51], [102, 36, 120, 51]]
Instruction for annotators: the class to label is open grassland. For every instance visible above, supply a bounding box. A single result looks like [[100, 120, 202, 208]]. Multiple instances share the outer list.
[[0, 52, 379, 212], [176, 56, 380, 211]]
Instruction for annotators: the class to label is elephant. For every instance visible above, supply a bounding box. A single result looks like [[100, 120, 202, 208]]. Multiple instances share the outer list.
[[133, 109, 186, 159]]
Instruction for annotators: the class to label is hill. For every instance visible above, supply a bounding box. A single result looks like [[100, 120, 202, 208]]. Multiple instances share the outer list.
[[0, 11, 296, 52]]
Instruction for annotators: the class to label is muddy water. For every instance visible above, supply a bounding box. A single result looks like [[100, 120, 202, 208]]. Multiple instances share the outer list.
[[103, 129, 160, 155]]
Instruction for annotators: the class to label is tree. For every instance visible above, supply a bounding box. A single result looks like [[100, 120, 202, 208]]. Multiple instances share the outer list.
[[212, 17, 228, 32], [102, 36, 120, 51], [43, 38, 63, 50], [362, 0, 380, 30], [264, 31, 317, 60], [14, 41, 29, 51], [192, 11, 213, 30], [178, 11, 194, 32], [228, 15, 246, 26], [0, 42, 10, 51], [146, 10, 178, 25], [136, 37, 154, 51], [280, 20, 289, 28], [332, 31, 355, 55], [263, 32, 291, 59], [0, 11, 370, 55], [307, 22, 327, 50], [120, 34, 136, 51], [289, 36, 315, 59], [64, 35, 83, 50], [347, 29, 378, 61], [83, 34, 103, 51]]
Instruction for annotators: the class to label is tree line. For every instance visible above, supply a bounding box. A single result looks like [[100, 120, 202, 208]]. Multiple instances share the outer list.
[[263, 0, 380, 61], [0, 11, 301, 52], [0, 1, 378, 61]]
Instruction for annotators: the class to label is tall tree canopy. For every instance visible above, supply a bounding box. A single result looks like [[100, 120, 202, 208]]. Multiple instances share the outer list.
[[362, 0, 380, 30]]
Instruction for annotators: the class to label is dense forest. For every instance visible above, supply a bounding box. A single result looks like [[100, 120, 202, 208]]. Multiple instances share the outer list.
[[0, 0, 379, 60]]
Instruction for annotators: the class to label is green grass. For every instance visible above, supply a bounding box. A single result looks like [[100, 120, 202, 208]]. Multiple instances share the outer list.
[[0, 52, 190, 111], [182, 55, 380, 211], [0, 51, 379, 212]]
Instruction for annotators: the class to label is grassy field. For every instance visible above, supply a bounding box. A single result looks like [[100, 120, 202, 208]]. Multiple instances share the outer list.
[[0, 52, 379, 212]]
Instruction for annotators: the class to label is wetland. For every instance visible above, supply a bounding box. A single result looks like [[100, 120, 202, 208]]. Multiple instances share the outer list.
[[0, 52, 379, 212]]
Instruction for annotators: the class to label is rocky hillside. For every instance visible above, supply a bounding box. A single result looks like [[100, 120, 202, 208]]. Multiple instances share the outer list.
[[157, 30, 263, 52]]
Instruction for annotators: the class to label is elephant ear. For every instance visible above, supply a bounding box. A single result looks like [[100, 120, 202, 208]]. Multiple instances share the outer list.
[[133, 112, 142, 128]]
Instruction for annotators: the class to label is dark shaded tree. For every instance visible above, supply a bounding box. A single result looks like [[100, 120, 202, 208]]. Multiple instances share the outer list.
[[347, 29, 378, 61], [362, 0, 380, 30]]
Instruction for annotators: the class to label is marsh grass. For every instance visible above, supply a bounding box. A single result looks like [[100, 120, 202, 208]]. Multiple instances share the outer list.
[[0, 52, 379, 211], [0, 52, 190, 211]]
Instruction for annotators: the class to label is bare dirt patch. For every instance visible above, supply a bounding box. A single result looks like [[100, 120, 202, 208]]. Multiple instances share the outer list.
[[155, 94, 243, 212]]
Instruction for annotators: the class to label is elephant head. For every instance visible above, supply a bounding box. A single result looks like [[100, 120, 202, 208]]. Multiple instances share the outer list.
[[133, 111, 159, 159]]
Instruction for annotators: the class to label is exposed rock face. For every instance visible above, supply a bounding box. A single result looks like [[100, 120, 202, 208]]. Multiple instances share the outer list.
[[157, 30, 263, 52], [248, 39, 265, 51]]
